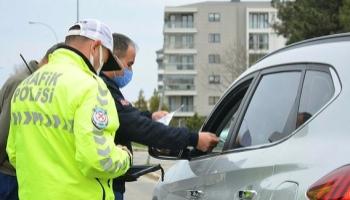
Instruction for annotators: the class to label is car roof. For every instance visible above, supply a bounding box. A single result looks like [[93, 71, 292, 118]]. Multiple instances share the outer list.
[[235, 32, 350, 83], [262, 32, 350, 62]]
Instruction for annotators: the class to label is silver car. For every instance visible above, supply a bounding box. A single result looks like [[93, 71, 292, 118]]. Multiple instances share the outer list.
[[150, 33, 350, 200]]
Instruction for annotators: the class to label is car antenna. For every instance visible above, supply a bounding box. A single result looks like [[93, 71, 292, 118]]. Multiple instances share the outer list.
[[19, 53, 33, 74]]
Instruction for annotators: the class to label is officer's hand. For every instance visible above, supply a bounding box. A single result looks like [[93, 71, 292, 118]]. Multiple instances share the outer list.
[[196, 132, 219, 152], [152, 111, 169, 121], [116, 145, 133, 164]]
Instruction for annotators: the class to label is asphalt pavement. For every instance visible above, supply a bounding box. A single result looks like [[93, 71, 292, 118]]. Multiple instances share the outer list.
[[124, 149, 177, 199]]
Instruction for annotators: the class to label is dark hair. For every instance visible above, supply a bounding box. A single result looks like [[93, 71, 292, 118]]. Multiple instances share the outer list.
[[112, 33, 135, 58]]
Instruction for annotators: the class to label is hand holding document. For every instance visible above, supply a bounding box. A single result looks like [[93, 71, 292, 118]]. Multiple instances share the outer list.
[[156, 104, 184, 125]]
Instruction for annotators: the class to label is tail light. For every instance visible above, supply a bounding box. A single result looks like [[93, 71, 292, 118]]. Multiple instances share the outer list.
[[307, 165, 350, 200]]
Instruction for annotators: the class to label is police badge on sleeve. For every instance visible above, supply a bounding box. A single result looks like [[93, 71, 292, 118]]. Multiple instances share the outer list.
[[92, 107, 108, 130]]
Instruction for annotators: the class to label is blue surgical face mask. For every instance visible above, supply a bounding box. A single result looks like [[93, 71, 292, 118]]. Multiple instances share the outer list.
[[112, 67, 133, 88]]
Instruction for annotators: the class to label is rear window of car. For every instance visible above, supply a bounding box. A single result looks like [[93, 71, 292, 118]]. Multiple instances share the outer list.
[[234, 65, 336, 147], [296, 70, 334, 128]]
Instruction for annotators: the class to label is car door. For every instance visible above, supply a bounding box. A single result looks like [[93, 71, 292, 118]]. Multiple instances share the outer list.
[[156, 64, 337, 200], [201, 66, 306, 200], [270, 65, 337, 200], [157, 75, 257, 200]]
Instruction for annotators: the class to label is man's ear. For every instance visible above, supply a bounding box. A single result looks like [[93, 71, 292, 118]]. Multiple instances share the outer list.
[[95, 40, 102, 46], [91, 40, 102, 51]]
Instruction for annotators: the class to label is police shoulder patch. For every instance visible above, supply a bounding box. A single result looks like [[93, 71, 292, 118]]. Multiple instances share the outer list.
[[92, 107, 108, 130]]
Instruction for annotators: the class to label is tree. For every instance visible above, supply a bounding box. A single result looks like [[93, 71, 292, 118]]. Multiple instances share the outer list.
[[133, 89, 148, 112], [201, 43, 247, 93], [340, 0, 350, 31], [149, 89, 160, 113], [148, 89, 168, 113], [169, 117, 185, 128], [220, 43, 247, 89], [272, 0, 350, 45], [12, 63, 27, 74], [168, 113, 205, 131], [185, 113, 206, 132]]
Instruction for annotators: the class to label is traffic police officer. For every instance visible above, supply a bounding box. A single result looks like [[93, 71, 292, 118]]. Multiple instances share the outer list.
[[6, 19, 131, 200]]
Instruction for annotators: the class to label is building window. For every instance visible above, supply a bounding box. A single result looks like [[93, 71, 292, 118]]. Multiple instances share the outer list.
[[209, 96, 220, 105], [209, 75, 220, 84], [249, 12, 269, 29], [166, 75, 195, 90], [168, 96, 194, 112], [209, 33, 221, 43], [182, 15, 193, 28], [181, 96, 194, 112], [167, 55, 194, 70], [208, 54, 221, 64], [165, 34, 194, 49], [158, 74, 163, 82], [208, 13, 220, 22], [249, 53, 266, 66], [166, 14, 194, 28], [249, 33, 269, 50]]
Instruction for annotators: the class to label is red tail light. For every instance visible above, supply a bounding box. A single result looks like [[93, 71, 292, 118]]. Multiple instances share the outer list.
[[307, 165, 350, 200]]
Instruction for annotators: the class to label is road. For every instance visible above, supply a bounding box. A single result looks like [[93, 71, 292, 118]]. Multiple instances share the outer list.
[[124, 150, 177, 200], [124, 176, 157, 199]]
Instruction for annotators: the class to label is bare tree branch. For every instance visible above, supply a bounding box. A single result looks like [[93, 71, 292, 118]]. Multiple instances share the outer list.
[[200, 42, 247, 93]]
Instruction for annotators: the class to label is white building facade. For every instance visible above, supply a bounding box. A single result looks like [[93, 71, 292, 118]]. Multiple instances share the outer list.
[[157, 1, 286, 118]]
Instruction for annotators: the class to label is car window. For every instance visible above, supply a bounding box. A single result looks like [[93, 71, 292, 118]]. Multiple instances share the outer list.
[[211, 99, 242, 152], [236, 72, 301, 147], [203, 78, 253, 153], [296, 70, 335, 128]]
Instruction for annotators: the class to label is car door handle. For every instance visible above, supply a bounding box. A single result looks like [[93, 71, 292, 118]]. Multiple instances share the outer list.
[[238, 190, 257, 200], [186, 190, 204, 199]]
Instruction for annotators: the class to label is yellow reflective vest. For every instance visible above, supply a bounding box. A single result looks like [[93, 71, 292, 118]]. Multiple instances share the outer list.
[[6, 47, 130, 200]]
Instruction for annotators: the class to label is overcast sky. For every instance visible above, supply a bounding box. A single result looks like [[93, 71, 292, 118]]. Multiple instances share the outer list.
[[0, 0, 265, 101]]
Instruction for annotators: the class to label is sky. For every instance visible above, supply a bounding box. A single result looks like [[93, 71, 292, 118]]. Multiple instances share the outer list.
[[0, 0, 264, 102]]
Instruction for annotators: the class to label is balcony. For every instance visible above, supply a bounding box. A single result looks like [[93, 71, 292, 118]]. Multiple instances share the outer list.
[[164, 21, 196, 33], [169, 104, 195, 117], [170, 104, 194, 112], [163, 49, 197, 54], [164, 21, 193, 29], [163, 63, 196, 73], [164, 43, 194, 50], [164, 7, 197, 13], [166, 84, 195, 91], [158, 63, 165, 70], [164, 27, 197, 34], [164, 89, 197, 96]]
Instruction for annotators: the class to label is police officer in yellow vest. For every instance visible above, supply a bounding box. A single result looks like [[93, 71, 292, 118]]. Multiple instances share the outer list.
[[6, 19, 131, 200]]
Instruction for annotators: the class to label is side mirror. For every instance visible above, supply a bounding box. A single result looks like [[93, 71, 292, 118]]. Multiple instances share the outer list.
[[148, 147, 191, 160], [114, 164, 164, 182]]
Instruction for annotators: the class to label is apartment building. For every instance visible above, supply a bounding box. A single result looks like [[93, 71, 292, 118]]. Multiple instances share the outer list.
[[157, 0, 286, 118]]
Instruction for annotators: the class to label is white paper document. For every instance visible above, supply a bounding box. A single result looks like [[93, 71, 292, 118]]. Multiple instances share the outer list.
[[156, 104, 184, 126]]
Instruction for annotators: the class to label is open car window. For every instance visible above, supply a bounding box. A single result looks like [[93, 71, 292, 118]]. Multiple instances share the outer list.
[[202, 77, 255, 153], [211, 99, 242, 153]]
